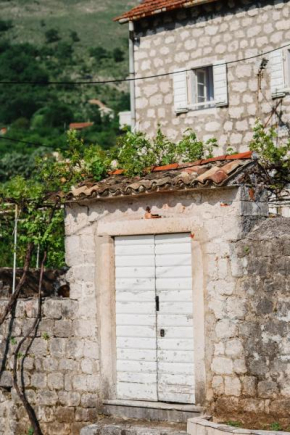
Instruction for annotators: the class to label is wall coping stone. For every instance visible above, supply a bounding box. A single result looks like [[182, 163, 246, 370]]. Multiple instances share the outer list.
[[187, 418, 289, 435]]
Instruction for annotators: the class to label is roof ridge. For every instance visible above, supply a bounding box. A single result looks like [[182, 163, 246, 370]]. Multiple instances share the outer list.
[[109, 151, 253, 176]]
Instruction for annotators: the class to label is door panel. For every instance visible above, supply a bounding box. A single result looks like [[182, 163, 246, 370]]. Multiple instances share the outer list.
[[115, 235, 158, 401], [155, 233, 195, 404], [115, 234, 195, 404]]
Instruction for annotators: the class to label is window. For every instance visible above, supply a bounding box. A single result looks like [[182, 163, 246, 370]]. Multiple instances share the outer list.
[[191, 67, 214, 106], [269, 48, 290, 97], [173, 62, 228, 113], [287, 49, 290, 87]]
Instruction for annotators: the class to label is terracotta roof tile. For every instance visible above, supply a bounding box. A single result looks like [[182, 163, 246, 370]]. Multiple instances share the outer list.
[[115, 0, 218, 22], [69, 122, 94, 130], [66, 152, 257, 202]]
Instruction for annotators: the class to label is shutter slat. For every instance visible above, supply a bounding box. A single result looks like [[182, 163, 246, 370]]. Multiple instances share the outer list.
[[269, 49, 286, 97], [213, 60, 228, 107]]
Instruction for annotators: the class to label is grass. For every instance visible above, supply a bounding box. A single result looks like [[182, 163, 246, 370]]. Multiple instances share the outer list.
[[0, 0, 135, 51]]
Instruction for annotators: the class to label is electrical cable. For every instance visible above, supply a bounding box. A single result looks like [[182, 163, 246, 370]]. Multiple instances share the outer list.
[[0, 42, 289, 86], [0, 135, 68, 150]]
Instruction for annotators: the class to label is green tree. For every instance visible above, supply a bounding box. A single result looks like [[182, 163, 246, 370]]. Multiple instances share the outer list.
[[0, 19, 13, 32], [45, 28, 60, 43], [70, 30, 80, 42], [112, 47, 124, 63]]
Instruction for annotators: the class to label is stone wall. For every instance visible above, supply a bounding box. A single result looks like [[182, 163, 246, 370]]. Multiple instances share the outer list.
[[210, 217, 290, 427], [133, 0, 290, 152], [64, 186, 268, 412], [0, 296, 100, 435]]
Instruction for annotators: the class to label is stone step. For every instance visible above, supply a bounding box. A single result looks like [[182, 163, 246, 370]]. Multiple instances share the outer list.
[[80, 418, 188, 435], [102, 400, 203, 424]]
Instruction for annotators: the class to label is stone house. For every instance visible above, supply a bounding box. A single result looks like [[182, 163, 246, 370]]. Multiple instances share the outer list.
[[115, 0, 290, 154]]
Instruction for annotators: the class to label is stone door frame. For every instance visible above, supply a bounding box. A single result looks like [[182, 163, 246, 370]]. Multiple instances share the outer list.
[[94, 218, 207, 406]]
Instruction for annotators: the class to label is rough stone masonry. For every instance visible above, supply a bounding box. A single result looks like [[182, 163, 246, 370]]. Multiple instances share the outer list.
[[133, 0, 290, 153], [0, 295, 100, 435], [211, 218, 290, 426]]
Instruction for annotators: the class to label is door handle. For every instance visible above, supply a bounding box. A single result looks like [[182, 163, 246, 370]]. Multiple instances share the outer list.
[[155, 296, 160, 312], [160, 329, 165, 337]]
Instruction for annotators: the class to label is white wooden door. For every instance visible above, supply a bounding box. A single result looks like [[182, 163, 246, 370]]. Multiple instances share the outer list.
[[155, 234, 195, 404], [115, 234, 195, 404]]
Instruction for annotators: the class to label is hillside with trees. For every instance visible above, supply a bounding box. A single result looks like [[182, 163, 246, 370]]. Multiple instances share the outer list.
[[0, 0, 134, 180]]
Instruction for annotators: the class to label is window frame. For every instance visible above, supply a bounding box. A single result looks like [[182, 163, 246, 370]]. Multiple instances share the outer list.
[[188, 65, 216, 110]]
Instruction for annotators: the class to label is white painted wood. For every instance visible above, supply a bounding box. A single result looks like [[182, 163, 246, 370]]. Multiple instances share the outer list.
[[116, 301, 155, 314], [117, 349, 156, 362], [156, 278, 192, 290], [270, 49, 286, 97], [115, 235, 158, 401], [155, 233, 195, 404], [157, 350, 195, 363], [115, 233, 195, 404], [116, 313, 156, 326], [155, 253, 192, 267], [173, 69, 189, 113], [213, 60, 228, 106], [117, 383, 157, 401]]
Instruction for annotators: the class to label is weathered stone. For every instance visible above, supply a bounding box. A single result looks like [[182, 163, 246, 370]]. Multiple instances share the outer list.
[[81, 393, 99, 408], [258, 380, 278, 398], [55, 406, 75, 423], [37, 390, 58, 406], [47, 373, 64, 390], [43, 300, 62, 319], [224, 376, 241, 397], [58, 391, 81, 407], [53, 320, 73, 338], [212, 358, 233, 375], [31, 373, 47, 389]]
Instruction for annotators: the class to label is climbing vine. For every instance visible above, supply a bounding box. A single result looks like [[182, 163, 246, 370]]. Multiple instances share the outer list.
[[249, 120, 290, 195]]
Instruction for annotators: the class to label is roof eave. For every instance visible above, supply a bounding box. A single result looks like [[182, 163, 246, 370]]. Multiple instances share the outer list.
[[114, 0, 218, 24]]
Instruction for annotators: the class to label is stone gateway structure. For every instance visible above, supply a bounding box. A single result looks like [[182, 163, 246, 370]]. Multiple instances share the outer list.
[[65, 153, 287, 432], [0, 154, 290, 434]]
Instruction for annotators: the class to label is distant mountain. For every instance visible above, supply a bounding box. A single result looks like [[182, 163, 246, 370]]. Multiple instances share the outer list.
[[0, 0, 136, 50]]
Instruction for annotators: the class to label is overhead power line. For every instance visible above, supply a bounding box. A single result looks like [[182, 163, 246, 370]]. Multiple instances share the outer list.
[[0, 43, 289, 86], [0, 135, 67, 150]]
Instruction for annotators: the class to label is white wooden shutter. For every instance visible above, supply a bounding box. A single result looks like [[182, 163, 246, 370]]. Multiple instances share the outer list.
[[173, 69, 189, 113], [269, 49, 286, 98], [213, 60, 228, 107]]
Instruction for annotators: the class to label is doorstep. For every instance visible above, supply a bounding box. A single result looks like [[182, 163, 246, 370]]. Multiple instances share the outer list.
[[80, 417, 188, 435], [102, 400, 204, 423]]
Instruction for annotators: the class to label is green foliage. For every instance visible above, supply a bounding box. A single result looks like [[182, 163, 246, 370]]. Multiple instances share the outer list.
[[270, 422, 282, 431], [89, 46, 108, 61], [113, 47, 125, 63], [70, 30, 80, 43], [27, 427, 34, 435], [10, 337, 17, 345], [249, 120, 290, 192], [250, 120, 290, 164], [0, 19, 13, 32], [111, 128, 218, 176], [226, 421, 242, 428], [42, 332, 50, 341], [45, 28, 61, 43]]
